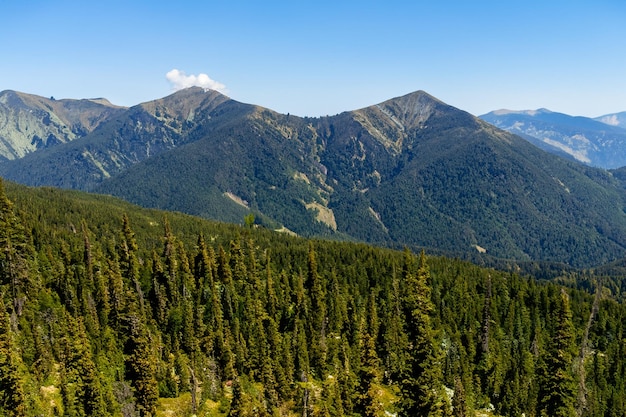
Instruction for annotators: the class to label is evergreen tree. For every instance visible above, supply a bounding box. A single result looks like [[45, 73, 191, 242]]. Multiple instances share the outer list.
[[0, 298, 26, 417], [228, 376, 251, 417], [59, 314, 111, 416], [398, 250, 450, 417], [217, 247, 236, 324], [452, 376, 469, 417], [119, 214, 145, 318], [381, 266, 408, 382], [125, 314, 158, 417], [538, 289, 577, 417], [355, 330, 384, 417], [306, 243, 327, 376], [162, 218, 179, 306], [106, 255, 126, 330], [0, 179, 33, 316], [149, 250, 168, 327]]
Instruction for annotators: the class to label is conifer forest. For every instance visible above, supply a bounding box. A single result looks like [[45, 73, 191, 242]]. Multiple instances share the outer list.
[[0, 179, 625, 417]]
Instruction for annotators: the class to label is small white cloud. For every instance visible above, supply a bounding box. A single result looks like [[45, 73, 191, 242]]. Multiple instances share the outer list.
[[166, 69, 227, 93]]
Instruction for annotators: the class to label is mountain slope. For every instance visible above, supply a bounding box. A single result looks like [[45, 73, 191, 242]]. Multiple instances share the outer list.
[[595, 110, 626, 130], [0, 87, 243, 189], [96, 91, 626, 267], [480, 109, 626, 168], [327, 96, 626, 266], [3, 89, 626, 267], [0, 90, 125, 160]]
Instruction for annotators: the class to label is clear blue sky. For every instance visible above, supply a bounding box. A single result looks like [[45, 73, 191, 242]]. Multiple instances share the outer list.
[[2, 0, 625, 117]]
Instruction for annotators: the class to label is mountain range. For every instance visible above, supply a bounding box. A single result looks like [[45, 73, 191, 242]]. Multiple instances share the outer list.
[[480, 108, 626, 169], [2, 87, 626, 268], [0, 90, 125, 160]]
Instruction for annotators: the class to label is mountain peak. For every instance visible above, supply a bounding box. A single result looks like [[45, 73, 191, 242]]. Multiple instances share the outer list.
[[137, 86, 232, 120], [168, 86, 230, 99], [359, 90, 450, 130], [379, 90, 444, 108]]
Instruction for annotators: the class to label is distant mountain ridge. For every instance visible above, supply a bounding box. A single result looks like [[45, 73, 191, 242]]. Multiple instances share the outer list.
[[0, 90, 125, 160], [595, 111, 626, 129], [2, 87, 626, 267], [480, 108, 626, 168]]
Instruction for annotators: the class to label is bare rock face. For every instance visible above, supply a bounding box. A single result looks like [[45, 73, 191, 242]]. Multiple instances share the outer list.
[[0, 90, 125, 160]]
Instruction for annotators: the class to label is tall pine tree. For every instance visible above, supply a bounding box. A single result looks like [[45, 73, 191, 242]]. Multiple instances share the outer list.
[[538, 289, 577, 417], [0, 297, 26, 417], [398, 250, 450, 417]]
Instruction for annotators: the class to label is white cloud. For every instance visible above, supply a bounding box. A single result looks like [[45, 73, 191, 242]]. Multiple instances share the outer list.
[[166, 69, 227, 93]]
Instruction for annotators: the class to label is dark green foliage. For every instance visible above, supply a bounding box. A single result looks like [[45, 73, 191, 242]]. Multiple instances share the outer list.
[[452, 376, 469, 417], [538, 290, 578, 417], [0, 180, 623, 416], [0, 299, 26, 417], [398, 250, 450, 416], [60, 315, 110, 416], [125, 315, 158, 417], [0, 179, 33, 316]]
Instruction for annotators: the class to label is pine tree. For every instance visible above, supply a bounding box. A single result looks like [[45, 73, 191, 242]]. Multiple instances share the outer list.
[[107, 255, 126, 330], [265, 251, 279, 323], [381, 266, 408, 383], [78, 318, 110, 415], [217, 247, 236, 323], [452, 376, 469, 417], [119, 214, 145, 318], [306, 243, 327, 376], [538, 289, 577, 417], [162, 217, 179, 306], [94, 260, 111, 329], [228, 376, 250, 417], [193, 234, 213, 301], [398, 250, 450, 417], [125, 314, 159, 417], [0, 298, 26, 417], [149, 250, 168, 327], [0, 179, 32, 317], [355, 329, 384, 417], [79, 221, 101, 338]]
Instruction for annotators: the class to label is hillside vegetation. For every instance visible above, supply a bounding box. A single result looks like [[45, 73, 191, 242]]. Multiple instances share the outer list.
[[0, 180, 624, 416], [3, 89, 626, 268]]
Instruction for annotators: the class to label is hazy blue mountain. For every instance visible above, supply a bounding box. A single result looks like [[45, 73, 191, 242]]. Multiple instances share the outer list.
[[480, 108, 626, 168], [2, 88, 626, 267], [595, 111, 626, 129]]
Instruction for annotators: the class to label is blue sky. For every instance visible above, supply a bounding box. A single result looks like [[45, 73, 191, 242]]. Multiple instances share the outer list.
[[2, 0, 625, 117]]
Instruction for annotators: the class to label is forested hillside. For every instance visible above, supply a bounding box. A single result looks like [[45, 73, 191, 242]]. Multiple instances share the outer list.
[[0, 179, 624, 416], [5, 88, 626, 268]]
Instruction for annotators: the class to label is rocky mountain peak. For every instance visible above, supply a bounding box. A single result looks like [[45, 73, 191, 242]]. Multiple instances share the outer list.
[[138, 86, 232, 121], [373, 90, 445, 130]]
